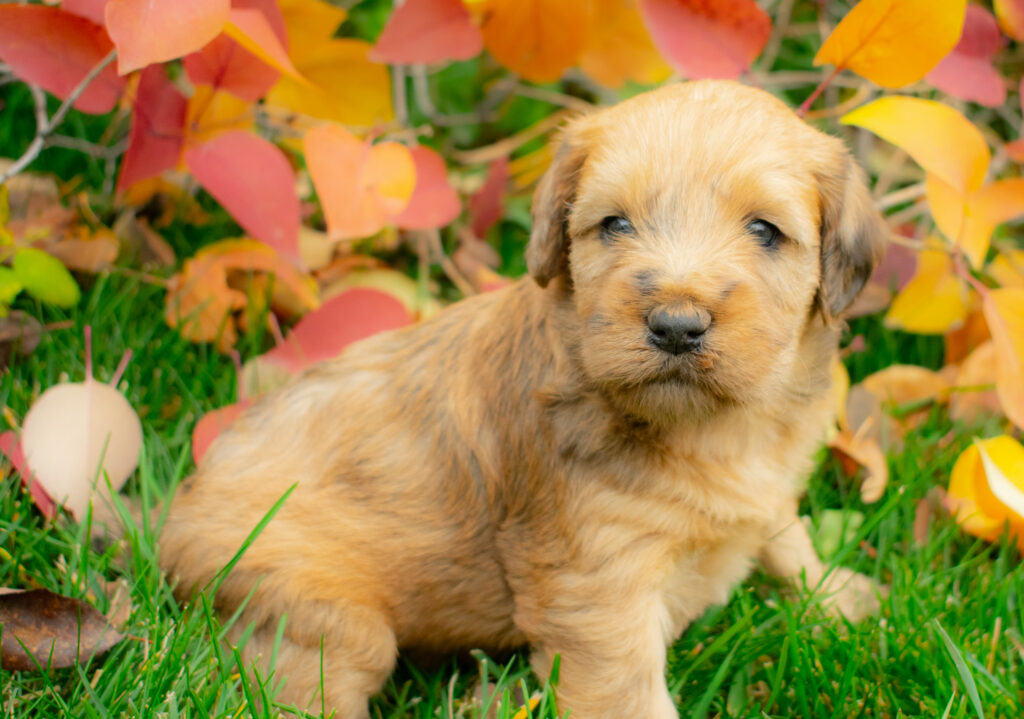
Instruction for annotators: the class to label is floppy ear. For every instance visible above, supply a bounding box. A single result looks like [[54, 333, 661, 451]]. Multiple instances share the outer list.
[[526, 132, 587, 288], [815, 155, 888, 320]]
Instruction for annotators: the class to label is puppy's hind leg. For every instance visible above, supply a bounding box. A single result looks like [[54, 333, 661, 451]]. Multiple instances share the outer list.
[[238, 598, 397, 719]]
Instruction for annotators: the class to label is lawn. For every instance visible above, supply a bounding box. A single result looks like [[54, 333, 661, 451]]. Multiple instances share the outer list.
[[1, 268, 1023, 719]]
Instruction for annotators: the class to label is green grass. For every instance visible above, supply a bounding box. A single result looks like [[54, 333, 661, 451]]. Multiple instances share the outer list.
[[2, 274, 1023, 718]]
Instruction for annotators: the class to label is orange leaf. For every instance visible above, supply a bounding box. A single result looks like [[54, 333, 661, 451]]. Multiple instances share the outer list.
[[982, 288, 1024, 430], [884, 240, 968, 334], [371, 0, 482, 65], [949, 341, 1002, 424], [194, 239, 318, 310], [814, 0, 966, 88], [927, 176, 1024, 268], [0, 5, 124, 114], [106, 0, 230, 75], [994, 0, 1024, 40], [843, 97, 988, 196], [166, 258, 247, 351], [926, 5, 1006, 107], [638, 0, 770, 80], [184, 132, 300, 261], [393, 146, 462, 231], [481, 0, 588, 83], [304, 126, 416, 240], [580, 0, 670, 88], [223, 6, 305, 82]]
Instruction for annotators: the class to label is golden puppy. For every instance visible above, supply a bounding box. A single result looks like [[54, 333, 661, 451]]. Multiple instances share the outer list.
[[160, 80, 886, 718]]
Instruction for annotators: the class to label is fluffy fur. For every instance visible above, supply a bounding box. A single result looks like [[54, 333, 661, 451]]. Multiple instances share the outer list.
[[159, 80, 887, 718]]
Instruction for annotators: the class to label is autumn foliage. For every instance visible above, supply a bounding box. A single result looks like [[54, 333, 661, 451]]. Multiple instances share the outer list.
[[1, 0, 1024, 550]]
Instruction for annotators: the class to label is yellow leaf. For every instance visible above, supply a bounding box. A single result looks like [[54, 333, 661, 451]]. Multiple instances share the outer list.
[[815, 0, 966, 88], [994, 0, 1024, 40], [947, 442, 1010, 543], [989, 249, 1024, 289], [843, 97, 988, 195], [982, 288, 1024, 430], [185, 86, 253, 147], [927, 175, 1024, 267], [481, 0, 589, 83], [277, 0, 347, 59], [831, 357, 850, 430], [974, 437, 1024, 524], [579, 0, 670, 88], [884, 241, 968, 334], [265, 39, 392, 127]]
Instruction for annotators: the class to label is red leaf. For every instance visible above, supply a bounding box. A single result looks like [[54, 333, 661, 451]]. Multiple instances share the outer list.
[[183, 0, 287, 102], [371, 0, 482, 64], [638, 0, 771, 80], [0, 431, 55, 519], [927, 5, 1006, 107], [394, 146, 462, 230], [184, 131, 300, 262], [469, 157, 509, 238], [0, 6, 124, 114], [117, 66, 187, 193], [262, 288, 411, 373], [61, 0, 107, 25], [192, 401, 250, 465], [106, 0, 230, 75]]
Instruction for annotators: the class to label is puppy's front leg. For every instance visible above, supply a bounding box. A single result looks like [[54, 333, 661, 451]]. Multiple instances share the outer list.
[[760, 506, 884, 621], [519, 588, 677, 719]]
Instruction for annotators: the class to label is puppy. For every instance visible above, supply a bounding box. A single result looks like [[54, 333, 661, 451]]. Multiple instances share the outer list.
[[159, 80, 887, 718]]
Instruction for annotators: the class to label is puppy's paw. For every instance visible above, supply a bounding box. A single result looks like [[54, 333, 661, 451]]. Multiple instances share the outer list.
[[816, 566, 887, 622]]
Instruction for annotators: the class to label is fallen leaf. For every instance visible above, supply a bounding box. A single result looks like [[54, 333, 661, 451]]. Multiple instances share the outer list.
[[944, 307, 990, 365], [105, 0, 230, 74], [0, 5, 124, 114], [842, 96, 988, 196], [481, 0, 588, 83], [262, 288, 412, 373], [0, 430, 56, 518], [393, 146, 462, 231], [926, 5, 1006, 107], [829, 423, 889, 503], [0, 311, 43, 366], [846, 364, 950, 454], [949, 341, 1003, 424], [12, 248, 81, 309], [20, 375, 143, 520], [580, 0, 670, 88], [298, 225, 334, 271], [0, 589, 123, 670], [926, 175, 1024, 268], [884, 240, 968, 334], [42, 228, 120, 273], [192, 401, 251, 465], [324, 268, 441, 319], [982, 288, 1024, 430], [994, 0, 1024, 40], [638, 0, 771, 80], [112, 212, 176, 267], [185, 131, 300, 261], [304, 126, 416, 240], [810, 508, 865, 558], [371, 0, 482, 65], [815, 0, 966, 88], [117, 66, 188, 193], [947, 440, 1010, 542], [469, 157, 509, 239], [166, 258, 247, 351]]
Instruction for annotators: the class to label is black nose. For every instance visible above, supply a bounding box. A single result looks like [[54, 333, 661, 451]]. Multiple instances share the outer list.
[[647, 310, 709, 355]]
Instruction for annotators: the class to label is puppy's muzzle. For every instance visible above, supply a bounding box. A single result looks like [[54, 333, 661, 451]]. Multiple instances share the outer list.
[[646, 307, 710, 355]]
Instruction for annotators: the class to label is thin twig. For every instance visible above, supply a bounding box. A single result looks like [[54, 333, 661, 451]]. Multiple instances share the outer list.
[[804, 84, 872, 120], [451, 110, 571, 165], [46, 135, 127, 160], [391, 64, 408, 128], [797, 66, 841, 118], [421, 229, 475, 297], [877, 183, 926, 211], [0, 49, 116, 185], [758, 0, 797, 72], [513, 85, 594, 114], [883, 200, 929, 229], [410, 65, 496, 127]]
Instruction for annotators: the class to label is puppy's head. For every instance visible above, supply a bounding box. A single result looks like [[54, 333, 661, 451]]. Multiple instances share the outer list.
[[528, 81, 886, 422]]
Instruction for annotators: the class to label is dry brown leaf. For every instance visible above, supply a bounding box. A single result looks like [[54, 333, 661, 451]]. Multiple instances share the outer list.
[[0, 589, 124, 670], [0, 311, 44, 369], [828, 420, 889, 503]]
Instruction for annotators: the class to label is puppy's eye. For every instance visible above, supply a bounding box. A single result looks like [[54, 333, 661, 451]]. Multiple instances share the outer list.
[[600, 215, 635, 240], [747, 219, 782, 249]]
